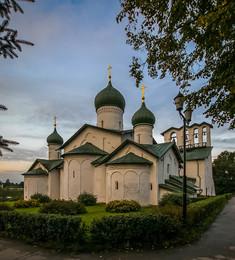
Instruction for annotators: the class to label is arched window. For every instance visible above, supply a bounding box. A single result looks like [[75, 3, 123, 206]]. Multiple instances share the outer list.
[[186, 130, 189, 147], [202, 126, 207, 145], [170, 132, 177, 144], [194, 128, 199, 147]]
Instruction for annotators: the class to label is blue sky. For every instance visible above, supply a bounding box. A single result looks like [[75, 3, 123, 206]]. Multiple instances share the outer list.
[[0, 0, 234, 183]]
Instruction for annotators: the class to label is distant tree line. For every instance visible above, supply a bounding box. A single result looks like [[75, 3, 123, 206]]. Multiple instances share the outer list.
[[1, 179, 24, 188]]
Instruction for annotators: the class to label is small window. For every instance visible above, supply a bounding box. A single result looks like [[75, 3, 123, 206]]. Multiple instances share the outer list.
[[119, 121, 121, 130], [149, 183, 153, 190], [167, 164, 170, 174], [101, 120, 104, 128], [73, 171, 75, 178], [202, 126, 207, 145], [194, 128, 199, 146], [115, 181, 119, 190], [170, 132, 177, 144]]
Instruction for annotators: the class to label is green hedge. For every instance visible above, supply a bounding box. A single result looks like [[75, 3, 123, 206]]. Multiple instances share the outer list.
[[187, 194, 229, 226], [89, 214, 182, 249], [0, 203, 14, 211], [0, 211, 86, 244], [39, 200, 87, 215], [159, 193, 191, 206], [0, 194, 231, 251]]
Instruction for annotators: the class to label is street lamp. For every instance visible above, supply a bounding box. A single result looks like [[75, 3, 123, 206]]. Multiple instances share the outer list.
[[174, 92, 192, 224]]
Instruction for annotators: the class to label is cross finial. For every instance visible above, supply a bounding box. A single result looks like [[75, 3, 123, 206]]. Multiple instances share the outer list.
[[108, 66, 112, 82], [54, 116, 56, 128], [140, 85, 147, 102]]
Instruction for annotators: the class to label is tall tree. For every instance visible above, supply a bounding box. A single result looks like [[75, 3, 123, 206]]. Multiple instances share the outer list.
[[213, 151, 235, 194], [117, 0, 235, 129], [0, 0, 35, 59]]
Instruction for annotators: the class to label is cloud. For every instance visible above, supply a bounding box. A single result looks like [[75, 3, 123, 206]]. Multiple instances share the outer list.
[[1, 146, 47, 162], [0, 171, 24, 183]]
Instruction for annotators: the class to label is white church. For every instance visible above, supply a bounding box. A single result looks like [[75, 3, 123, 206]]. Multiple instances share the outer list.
[[23, 69, 215, 205]]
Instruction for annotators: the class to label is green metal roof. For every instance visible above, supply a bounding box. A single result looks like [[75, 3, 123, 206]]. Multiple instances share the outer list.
[[94, 81, 126, 111], [22, 167, 48, 176], [139, 143, 175, 158], [132, 102, 155, 127], [106, 152, 153, 165], [159, 175, 202, 195], [47, 128, 63, 145], [27, 159, 63, 172], [59, 124, 133, 150], [180, 147, 213, 161], [62, 142, 108, 157], [92, 139, 182, 167]]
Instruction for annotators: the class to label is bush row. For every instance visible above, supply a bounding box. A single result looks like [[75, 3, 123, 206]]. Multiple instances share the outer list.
[[0, 195, 231, 251], [187, 194, 230, 226], [0, 211, 86, 244], [0, 203, 14, 211], [90, 213, 181, 249]]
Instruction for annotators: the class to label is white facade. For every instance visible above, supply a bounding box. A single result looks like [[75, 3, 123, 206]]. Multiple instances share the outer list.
[[23, 78, 204, 204]]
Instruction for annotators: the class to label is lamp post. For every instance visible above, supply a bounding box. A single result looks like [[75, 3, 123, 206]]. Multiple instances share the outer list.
[[174, 92, 192, 224]]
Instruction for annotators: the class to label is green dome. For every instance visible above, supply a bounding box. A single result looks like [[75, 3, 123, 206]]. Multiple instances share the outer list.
[[132, 102, 156, 127], [47, 128, 63, 146], [94, 81, 125, 111]]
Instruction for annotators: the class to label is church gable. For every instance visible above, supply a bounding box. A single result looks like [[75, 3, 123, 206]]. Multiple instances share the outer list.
[[60, 124, 123, 154], [92, 140, 157, 167]]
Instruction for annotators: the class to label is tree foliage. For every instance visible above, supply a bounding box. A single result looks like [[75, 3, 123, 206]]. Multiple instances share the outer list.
[[117, 0, 235, 129], [213, 151, 235, 194], [0, 0, 34, 59]]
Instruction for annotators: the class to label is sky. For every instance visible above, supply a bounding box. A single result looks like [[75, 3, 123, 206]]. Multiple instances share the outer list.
[[0, 0, 234, 183]]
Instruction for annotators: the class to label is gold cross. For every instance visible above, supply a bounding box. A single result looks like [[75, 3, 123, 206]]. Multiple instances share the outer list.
[[140, 85, 147, 102], [54, 116, 56, 128], [108, 66, 112, 81]]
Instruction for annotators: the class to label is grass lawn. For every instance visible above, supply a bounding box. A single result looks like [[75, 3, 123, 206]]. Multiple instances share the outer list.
[[3, 202, 154, 224]]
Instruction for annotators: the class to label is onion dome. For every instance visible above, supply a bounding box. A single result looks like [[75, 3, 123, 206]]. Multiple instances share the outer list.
[[47, 117, 63, 145], [132, 102, 156, 127], [94, 81, 126, 111]]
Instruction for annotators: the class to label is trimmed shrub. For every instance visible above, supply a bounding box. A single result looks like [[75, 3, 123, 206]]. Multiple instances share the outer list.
[[225, 193, 232, 200], [187, 195, 228, 226], [77, 192, 97, 206], [39, 200, 87, 215], [0, 203, 14, 211], [0, 211, 86, 244], [105, 200, 141, 213], [14, 199, 41, 208], [153, 205, 182, 219], [90, 214, 182, 249], [31, 193, 51, 203], [190, 197, 208, 203], [159, 193, 191, 207]]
